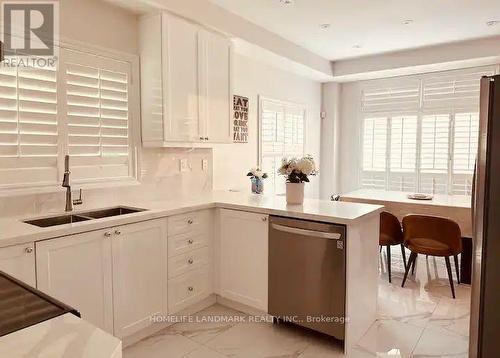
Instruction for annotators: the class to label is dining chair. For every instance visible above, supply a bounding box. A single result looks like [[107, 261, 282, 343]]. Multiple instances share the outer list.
[[380, 212, 407, 283], [401, 215, 462, 298]]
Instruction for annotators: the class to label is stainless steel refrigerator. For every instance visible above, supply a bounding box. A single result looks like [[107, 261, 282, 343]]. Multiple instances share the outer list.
[[469, 75, 500, 357]]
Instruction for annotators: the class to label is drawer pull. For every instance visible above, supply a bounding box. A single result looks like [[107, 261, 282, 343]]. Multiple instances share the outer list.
[[104, 232, 112, 237], [262, 217, 268, 222], [188, 239, 194, 244], [114, 230, 121, 235], [25, 247, 33, 254], [188, 258, 194, 264], [187, 219, 194, 225], [188, 286, 194, 292]]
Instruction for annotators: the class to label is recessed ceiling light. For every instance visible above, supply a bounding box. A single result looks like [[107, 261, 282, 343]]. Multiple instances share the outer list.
[[279, 0, 294, 5], [353, 44, 362, 49], [319, 23, 331, 29], [486, 20, 500, 27], [402, 19, 413, 25]]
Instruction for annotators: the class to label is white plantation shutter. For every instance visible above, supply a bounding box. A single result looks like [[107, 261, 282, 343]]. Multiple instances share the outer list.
[[452, 112, 479, 195], [260, 98, 305, 194], [362, 81, 420, 113], [0, 48, 135, 191], [0, 62, 59, 187], [359, 66, 493, 195], [62, 49, 131, 182], [422, 68, 492, 109], [388, 115, 417, 191], [361, 117, 387, 189]]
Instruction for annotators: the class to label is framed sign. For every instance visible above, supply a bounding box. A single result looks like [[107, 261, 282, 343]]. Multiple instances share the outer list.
[[233, 95, 249, 143]]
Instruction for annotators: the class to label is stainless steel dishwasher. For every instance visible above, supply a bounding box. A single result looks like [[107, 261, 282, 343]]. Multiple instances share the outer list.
[[268, 216, 346, 340]]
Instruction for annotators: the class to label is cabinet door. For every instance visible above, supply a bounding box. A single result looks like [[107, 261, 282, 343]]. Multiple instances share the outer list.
[[199, 29, 232, 143], [112, 219, 168, 338], [219, 209, 268, 311], [0, 243, 36, 287], [36, 230, 113, 333], [163, 13, 200, 142]]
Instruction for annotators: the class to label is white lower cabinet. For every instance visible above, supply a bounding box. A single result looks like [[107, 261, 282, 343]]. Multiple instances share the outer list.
[[168, 268, 212, 314], [112, 219, 168, 338], [36, 229, 114, 333], [218, 209, 269, 311], [36, 218, 168, 338], [0, 242, 36, 287]]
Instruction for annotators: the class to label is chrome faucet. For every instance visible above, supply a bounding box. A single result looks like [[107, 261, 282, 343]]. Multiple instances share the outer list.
[[62, 155, 83, 212]]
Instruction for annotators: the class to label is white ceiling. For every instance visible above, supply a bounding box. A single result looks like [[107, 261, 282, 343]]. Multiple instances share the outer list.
[[208, 0, 500, 60]]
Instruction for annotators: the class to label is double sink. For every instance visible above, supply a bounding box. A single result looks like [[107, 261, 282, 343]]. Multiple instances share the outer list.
[[24, 206, 146, 228]]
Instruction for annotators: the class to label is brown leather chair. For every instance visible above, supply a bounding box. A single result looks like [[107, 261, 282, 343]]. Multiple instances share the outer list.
[[401, 215, 462, 298], [380, 212, 407, 283]]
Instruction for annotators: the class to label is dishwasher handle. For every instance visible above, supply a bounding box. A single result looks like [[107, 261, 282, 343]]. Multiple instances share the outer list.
[[271, 223, 342, 240]]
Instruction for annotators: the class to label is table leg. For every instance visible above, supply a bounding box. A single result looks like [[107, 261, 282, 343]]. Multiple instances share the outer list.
[[460, 237, 472, 284]]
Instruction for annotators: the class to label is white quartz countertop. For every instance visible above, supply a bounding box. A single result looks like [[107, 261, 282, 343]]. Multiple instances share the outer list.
[[0, 191, 383, 248], [0, 313, 121, 358], [342, 189, 471, 209]]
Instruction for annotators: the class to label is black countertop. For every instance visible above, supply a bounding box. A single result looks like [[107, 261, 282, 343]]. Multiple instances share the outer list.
[[0, 271, 80, 337]]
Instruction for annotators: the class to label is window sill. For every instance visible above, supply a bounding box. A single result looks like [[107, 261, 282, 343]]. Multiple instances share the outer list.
[[0, 179, 141, 198]]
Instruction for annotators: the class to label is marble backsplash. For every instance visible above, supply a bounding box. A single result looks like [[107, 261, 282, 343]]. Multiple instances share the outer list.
[[0, 148, 213, 218]]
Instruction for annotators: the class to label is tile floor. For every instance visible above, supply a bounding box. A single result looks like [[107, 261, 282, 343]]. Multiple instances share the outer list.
[[124, 250, 470, 358]]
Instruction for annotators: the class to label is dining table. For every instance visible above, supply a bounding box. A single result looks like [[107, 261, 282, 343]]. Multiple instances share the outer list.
[[341, 189, 473, 284]]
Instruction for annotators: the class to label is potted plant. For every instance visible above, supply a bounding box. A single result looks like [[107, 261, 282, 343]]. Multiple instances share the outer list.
[[247, 167, 268, 194], [278, 155, 318, 204]]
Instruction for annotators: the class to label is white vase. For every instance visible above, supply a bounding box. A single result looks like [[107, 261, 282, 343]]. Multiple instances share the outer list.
[[286, 182, 305, 205]]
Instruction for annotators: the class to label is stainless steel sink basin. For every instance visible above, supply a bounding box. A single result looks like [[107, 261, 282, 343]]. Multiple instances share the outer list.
[[80, 206, 146, 219], [23, 206, 146, 228], [24, 214, 91, 228]]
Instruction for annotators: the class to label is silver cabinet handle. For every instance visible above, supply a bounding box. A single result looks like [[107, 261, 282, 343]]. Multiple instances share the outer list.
[[199, 136, 204, 140], [270, 223, 342, 240], [104, 232, 112, 237], [187, 219, 193, 225], [204, 137, 209, 140], [188, 286, 194, 292], [262, 217, 268, 222], [115, 230, 121, 235], [187, 239, 194, 244], [188, 258, 194, 264], [25, 247, 33, 254]]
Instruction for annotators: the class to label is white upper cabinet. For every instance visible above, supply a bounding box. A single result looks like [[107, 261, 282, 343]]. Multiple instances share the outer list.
[[198, 29, 232, 143], [163, 13, 200, 142], [140, 12, 232, 147]]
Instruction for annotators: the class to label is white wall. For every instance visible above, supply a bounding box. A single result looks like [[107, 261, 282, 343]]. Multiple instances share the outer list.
[[212, 52, 322, 198], [60, 0, 139, 54]]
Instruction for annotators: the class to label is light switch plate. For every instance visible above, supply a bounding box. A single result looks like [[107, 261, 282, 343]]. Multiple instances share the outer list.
[[202, 159, 208, 171], [180, 159, 189, 172]]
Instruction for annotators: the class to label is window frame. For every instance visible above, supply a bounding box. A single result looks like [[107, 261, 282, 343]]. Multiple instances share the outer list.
[[0, 40, 141, 194], [258, 95, 307, 194], [359, 67, 495, 195]]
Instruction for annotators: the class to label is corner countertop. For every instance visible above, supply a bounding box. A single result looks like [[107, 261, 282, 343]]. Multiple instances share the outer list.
[[0, 191, 384, 248], [0, 313, 121, 358]]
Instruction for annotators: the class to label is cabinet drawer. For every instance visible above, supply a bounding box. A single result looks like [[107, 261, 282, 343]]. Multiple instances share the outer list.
[[168, 247, 210, 279], [168, 267, 211, 313], [168, 231, 209, 257], [168, 210, 210, 236]]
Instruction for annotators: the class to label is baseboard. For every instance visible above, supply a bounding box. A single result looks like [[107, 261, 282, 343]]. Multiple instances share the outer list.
[[122, 294, 217, 348], [216, 295, 270, 317]]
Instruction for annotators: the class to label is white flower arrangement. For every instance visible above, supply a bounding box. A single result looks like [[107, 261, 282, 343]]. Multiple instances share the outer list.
[[278, 155, 318, 183], [246, 167, 268, 180]]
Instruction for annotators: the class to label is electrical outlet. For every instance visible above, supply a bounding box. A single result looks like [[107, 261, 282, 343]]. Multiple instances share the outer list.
[[202, 159, 208, 171], [180, 159, 189, 172]]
